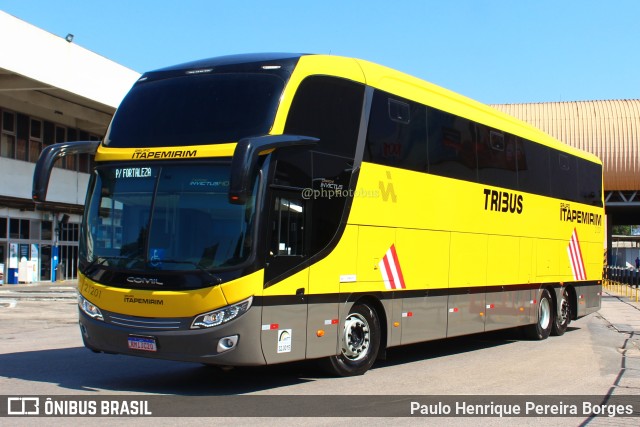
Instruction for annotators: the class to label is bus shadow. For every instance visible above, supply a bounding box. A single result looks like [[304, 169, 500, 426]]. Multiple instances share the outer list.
[[0, 326, 581, 395], [376, 326, 580, 370], [0, 347, 316, 395]]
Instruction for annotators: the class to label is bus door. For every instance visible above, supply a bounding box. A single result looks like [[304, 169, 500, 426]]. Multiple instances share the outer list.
[[261, 189, 309, 364]]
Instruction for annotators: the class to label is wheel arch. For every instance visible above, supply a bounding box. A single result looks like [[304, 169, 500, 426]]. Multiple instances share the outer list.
[[564, 284, 578, 320], [349, 294, 388, 360]]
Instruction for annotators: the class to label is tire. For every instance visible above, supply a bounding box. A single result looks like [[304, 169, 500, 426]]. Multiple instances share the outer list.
[[552, 287, 571, 336], [323, 302, 381, 376], [525, 289, 553, 340]]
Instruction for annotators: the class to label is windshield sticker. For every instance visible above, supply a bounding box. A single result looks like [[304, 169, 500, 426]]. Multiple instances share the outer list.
[[149, 249, 165, 267], [115, 167, 152, 179], [189, 178, 230, 187]]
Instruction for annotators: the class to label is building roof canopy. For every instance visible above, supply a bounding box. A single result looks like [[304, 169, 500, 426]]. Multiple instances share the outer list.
[[0, 11, 140, 134], [492, 99, 640, 191]]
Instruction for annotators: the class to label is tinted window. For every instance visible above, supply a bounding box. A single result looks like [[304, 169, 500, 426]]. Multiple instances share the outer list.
[[427, 107, 477, 182], [105, 73, 286, 148], [272, 150, 312, 189], [477, 127, 518, 189], [309, 151, 354, 252], [82, 164, 256, 272], [365, 90, 427, 172], [578, 160, 603, 206], [550, 152, 578, 201], [265, 76, 364, 284], [362, 92, 601, 206], [284, 76, 364, 158], [516, 139, 547, 195]]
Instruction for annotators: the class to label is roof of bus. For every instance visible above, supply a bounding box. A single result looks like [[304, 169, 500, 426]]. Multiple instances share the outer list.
[[145, 52, 600, 165], [344, 56, 601, 165], [153, 52, 304, 72]]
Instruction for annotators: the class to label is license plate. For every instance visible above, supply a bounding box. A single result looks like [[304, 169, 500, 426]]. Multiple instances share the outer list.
[[127, 336, 157, 352]]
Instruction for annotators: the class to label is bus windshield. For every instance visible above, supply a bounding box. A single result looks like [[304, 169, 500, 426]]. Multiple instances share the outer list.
[[104, 73, 286, 148], [81, 163, 256, 272]]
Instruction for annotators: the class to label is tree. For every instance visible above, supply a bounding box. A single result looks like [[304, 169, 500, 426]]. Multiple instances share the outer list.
[[612, 225, 632, 235]]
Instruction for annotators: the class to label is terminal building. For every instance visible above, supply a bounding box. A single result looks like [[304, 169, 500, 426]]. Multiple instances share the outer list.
[[0, 11, 139, 283], [1, 11, 638, 283]]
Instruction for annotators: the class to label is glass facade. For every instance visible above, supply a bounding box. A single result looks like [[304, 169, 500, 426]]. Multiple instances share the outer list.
[[0, 108, 99, 172], [0, 107, 99, 282]]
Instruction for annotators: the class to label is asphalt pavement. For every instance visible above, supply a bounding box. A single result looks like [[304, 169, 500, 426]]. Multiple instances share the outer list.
[[0, 280, 78, 302], [0, 279, 638, 425], [598, 286, 640, 333]]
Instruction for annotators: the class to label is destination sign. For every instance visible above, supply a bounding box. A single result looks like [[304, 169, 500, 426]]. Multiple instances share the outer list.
[[115, 167, 152, 179]]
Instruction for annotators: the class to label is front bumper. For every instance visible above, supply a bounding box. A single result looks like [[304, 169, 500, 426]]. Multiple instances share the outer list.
[[78, 306, 266, 366]]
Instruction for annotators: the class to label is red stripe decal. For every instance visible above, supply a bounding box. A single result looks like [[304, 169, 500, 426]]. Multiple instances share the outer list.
[[381, 254, 396, 289], [389, 244, 407, 289], [378, 244, 407, 290], [568, 228, 586, 280]]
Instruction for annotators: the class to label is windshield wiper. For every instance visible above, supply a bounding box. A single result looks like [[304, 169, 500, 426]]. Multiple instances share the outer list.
[[152, 259, 223, 285]]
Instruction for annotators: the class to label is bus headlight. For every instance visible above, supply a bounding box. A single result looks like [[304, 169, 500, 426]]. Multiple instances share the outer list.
[[78, 294, 104, 321], [191, 297, 253, 329]]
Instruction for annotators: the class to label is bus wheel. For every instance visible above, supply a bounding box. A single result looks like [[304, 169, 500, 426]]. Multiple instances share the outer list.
[[323, 302, 380, 376], [552, 287, 571, 336], [525, 289, 553, 340]]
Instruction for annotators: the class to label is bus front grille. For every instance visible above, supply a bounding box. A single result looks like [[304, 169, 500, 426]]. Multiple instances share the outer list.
[[105, 313, 187, 330]]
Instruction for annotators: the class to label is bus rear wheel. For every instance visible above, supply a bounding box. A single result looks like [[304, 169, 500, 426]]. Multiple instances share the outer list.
[[323, 302, 380, 376], [552, 287, 571, 336], [525, 288, 553, 340]]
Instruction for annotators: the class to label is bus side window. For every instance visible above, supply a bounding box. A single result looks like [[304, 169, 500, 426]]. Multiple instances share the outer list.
[[270, 196, 306, 257], [284, 75, 363, 159], [550, 151, 578, 201], [518, 139, 550, 196], [364, 90, 427, 173], [426, 107, 477, 182], [577, 159, 603, 206]]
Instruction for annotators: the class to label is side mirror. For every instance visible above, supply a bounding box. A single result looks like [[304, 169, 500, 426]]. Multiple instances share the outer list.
[[228, 134, 318, 204], [32, 141, 100, 202]]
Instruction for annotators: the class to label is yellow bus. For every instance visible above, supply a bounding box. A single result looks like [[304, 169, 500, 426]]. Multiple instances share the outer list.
[[33, 53, 603, 376]]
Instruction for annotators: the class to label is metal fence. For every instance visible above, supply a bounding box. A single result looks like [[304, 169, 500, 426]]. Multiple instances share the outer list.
[[603, 266, 640, 302]]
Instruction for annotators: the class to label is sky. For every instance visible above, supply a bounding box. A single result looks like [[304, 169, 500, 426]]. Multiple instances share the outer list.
[[1, 0, 639, 105]]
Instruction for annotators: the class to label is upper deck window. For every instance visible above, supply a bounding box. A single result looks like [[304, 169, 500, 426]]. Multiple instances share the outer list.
[[284, 75, 364, 159], [104, 73, 286, 148]]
